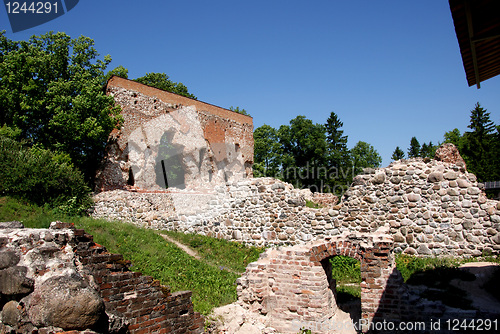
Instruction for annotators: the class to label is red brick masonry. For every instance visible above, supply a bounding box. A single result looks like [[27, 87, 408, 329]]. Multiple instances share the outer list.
[[55, 222, 204, 334]]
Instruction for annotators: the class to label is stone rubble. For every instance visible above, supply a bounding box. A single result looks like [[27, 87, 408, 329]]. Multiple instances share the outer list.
[[0, 222, 106, 333]]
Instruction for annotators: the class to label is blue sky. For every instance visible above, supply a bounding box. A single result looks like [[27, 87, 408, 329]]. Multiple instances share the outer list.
[[2, 0, 499, 167]]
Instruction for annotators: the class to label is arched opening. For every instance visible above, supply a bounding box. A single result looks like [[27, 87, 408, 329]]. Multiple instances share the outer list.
[[155, 130, 185, 189], [321, 255, 361, 324]]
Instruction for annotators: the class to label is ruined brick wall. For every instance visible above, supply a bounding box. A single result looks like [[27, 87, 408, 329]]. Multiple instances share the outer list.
[[95, 76, 253, 192], [0, 222, 203, 333], [237, 232, 409, 333]]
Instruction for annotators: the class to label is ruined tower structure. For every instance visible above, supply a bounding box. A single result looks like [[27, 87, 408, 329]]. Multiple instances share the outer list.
[[95, 76, 254, 192]]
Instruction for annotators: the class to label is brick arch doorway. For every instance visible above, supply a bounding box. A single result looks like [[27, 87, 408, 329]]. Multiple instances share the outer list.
[[321, 253, 362, 323], [311, 235, 393, 328], [237, 233, 408, 333]]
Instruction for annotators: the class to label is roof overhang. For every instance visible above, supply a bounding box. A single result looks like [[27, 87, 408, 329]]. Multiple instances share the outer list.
[[449, 0, 500, 88]]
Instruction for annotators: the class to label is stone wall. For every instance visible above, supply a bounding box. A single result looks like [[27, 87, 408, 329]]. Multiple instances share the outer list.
[[0, 221, 203, 334], [92, 157, 500, 257], [95, 76, 253, 192]]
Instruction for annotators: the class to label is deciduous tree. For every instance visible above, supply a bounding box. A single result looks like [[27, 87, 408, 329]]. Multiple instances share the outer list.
[[351, 141, 382, 171], [0, 31, 122, 182], [134, 72, 196, 99]]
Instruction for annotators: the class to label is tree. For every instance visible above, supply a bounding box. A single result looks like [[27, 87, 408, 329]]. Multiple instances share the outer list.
[[324, 112, 352, 193], [0, 31, 122, 182], [134, 72, 196, 99], [443, 128, 463, 148], [278, 116, 328, 191], [420, 141, 437, 158], [350, 141, 382, 171], [391, 146, 405, 161], [229, 106, 250, 116], [105, 65, 129, 82], [462, 103, 497, 181], [407, 137, 421, 158], [253, 124, 281, 177]]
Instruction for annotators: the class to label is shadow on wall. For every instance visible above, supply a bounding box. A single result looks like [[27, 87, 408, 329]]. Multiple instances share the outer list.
[[155, 129, 186, 189], [367, 266, 500, 334]]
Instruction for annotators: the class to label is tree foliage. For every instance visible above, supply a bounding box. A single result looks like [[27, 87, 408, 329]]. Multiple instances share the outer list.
[[0, 136, 91, 214], [391, 146, 405, 161], [229, 106, 250, 116], [253, 124, 281, 178], [253, 112, 381, 195], [0, 31, 122, 182], [324, 112, 353, 192], [105, 65, 129, 82], [460, 103, 499, 182], [134, 72, 196, 99], [351, 141, 382, 171], [407, 137, 421, 158]]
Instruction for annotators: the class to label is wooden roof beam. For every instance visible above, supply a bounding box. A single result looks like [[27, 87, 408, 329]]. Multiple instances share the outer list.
[[465, 0, 481, 88]]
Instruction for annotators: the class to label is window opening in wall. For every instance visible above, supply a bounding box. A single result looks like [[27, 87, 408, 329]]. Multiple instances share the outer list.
[[322, 255, 361, 323], [155, 130, 186, 189], [127, 168, 134, 186]]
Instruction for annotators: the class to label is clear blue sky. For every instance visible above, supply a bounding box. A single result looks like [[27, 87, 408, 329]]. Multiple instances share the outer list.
[[2, 0, 499, 167]]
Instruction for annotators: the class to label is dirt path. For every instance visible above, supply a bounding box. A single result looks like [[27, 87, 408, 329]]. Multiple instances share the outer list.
[[158, 233, 241, 275], [158, 233, 202, 260]]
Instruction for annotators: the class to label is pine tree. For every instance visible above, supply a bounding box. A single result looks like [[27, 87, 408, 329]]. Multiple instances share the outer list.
[[407, 137, 421, 158], [391, 146, 405, 161], [462, 103, 497, 181], [324, 112, 352, 194]]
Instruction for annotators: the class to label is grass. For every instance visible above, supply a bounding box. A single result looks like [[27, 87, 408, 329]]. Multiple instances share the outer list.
[[330, 255, 361, 300], [162, 230, 265, 274], [305, 199, 322, 209], [0, 196, 264, 315]]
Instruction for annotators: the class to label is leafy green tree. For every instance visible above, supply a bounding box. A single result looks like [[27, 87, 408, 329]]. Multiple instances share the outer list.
[[134, 72, 196, 99], [391, 146, 405, 161], [408, 137, 421, 158], [278, 116, 328, 191], [229, 106, 250, 116], [324, 112, 352, 193], [443, 128, 463, 148], [0, 31, 122, 182], [0, 136, 91, 214], [105, 65, 129, 82], [351, 141, 382, 172], [253, 124, 281, 177]]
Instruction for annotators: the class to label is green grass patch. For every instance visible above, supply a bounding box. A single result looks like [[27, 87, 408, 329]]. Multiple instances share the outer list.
[[0, 196, 263, 315], [305, 199, 322, 209], [161, 230, 264, 274], [330, 255, 361, 300], [0, 196, 65, 228], [78, 219, 240, 315], [395, 253, 463, 282]]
